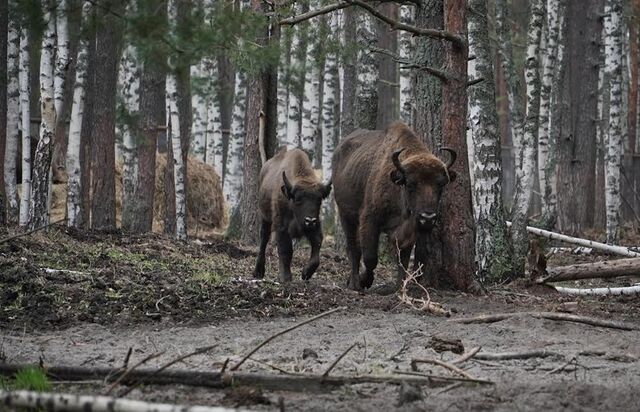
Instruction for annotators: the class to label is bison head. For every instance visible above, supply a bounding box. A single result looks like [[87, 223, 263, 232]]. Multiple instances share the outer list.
[[389, 147, 457, 231], [281, 171, 332, 231]]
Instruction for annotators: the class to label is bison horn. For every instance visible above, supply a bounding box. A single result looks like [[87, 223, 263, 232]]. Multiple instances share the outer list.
[[391, 148, 407, 175], [441, 147, 457, 169]]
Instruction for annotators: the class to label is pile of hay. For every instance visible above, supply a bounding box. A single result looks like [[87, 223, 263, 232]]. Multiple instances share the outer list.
[[50, 154, 226, 235]]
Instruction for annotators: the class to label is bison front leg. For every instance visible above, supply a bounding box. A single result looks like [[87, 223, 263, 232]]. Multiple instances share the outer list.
[[276, 229, 294, 282], [302, 230, 322, 280], [253, 219, 272, 279], [360, 221, 381, 289]]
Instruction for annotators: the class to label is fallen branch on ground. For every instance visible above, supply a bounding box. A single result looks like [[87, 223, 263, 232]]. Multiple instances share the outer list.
[[0, 363, 449, 392], [397, 257, 450, 316], [395, 370, 494, 385], [104, 351, 164, 395], [537, 257, 640, 283], [231, 306, 345, 371], [553, 285, 640, 296], [451, 311, 637, 331], [452, 347, 481, 365], [410, 358, 475, 380], [505, 221, 640, 257], [0, 390, 237, 412], [474, 350, 561, 361], [323, 343, 358, 377]]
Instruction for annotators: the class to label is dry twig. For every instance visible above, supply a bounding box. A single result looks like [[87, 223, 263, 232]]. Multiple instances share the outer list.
[[104, 352, 164, 395], [410, 358, 475, 380], [451, 311, 637, 331], [452, 347, 481, 365], [474, 350, 560, 361], [395, 370, 493, 385], [323, 343, 358, 378]]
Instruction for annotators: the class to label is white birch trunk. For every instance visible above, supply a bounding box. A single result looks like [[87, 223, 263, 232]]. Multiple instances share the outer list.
[[321, 12, 340, 218], [167, 0, 186, 240], [54, 0, 69, 118], [66, 1, 91, 228], [604, 0, 624, 244], [223, 70, 246, 209], [191, 62, 207, 162], [120, 39, 141, 231], [285, 2, 305, 149], [300, 0, 322, 160], [398, 5, 414, 125], [511, 0, 545, 267], [204, 59, 223, 177], [29, 3, 57, 230], [277, 30, 290, 146], [5, 8, 20, 224], [18, 27, 31, 226], [355, 11, 378, 129]]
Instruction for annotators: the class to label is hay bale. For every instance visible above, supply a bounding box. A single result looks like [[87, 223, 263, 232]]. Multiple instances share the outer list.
[[49, 154, 226, 234]]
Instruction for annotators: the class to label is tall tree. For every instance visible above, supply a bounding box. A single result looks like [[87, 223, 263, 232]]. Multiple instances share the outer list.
[[204, 58, 223, 176], [90, 0, 122, 230], [340, 6, 357, 137], [191, 62, 207, 162], [467, 0, 513, 282], [18, 22, 30, 226], [5, 1, 19, 224], [355, 11, 378, 129], [66, 1, 91, 229], [398, 5, 414, 125], [0, 0, 7, 228], [29, 1, 56, 230], [376, 2, 398, 129], [604, 0, 624, 243], [510, 0, 545, 272], [285, 2, 305, 148], [51, 0, 69, 182], [300, 0, 322, 162]]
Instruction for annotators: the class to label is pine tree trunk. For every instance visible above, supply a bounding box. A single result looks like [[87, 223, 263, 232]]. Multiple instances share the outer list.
[[120, 40, 141, 232], [4, 6, 19, 224], [204, 58, 223, 177], [355, 12, 378, 130], [29, 2, 56, 230], [467, 0, 514, 282], [604, 0, 624, 244], [439, 0, 476, 290], [340, 7, 357, 137], [66, 1, 91, 229], [0, 0, 7, 229], [90, 0, 122, 230], [285, 2, 305, 148], [398, 5, 414, 126], [376, 3, 398, 129], [191, 62, 207, 162], [166, 0, 187, 240], [18, 26, 30, 226], [80, 17, 97, 229], [321, 12, 340, 223], [510, 0, 545, 273], [300, 0, 322, 162]]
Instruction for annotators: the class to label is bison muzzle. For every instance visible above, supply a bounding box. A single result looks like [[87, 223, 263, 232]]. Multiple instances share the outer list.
[[253, 148, 332, 282], [332, 122, 457, 291]]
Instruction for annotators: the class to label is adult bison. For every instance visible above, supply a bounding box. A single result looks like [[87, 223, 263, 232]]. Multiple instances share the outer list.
[[253, 148, 332, 282], [332, 122, 457, 290]]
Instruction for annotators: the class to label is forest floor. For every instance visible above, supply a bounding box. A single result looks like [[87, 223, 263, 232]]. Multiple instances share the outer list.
[[1, 225, 640, 411]]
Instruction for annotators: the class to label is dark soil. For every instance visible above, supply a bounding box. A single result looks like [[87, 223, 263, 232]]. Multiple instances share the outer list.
[[1, 227, 640, 411]]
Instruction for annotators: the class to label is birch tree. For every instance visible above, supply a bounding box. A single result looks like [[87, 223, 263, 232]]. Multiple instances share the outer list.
[[18, 24, 30, 226], [398, 5, 414, 125], [510, 0, 545, 271], [167, 0, 187, 239], [321, 11, 340, 220], [66, 1, 91, 228], [604, 0, 624, 244], [204, 60, 223, 176], [191, 62, 207, 162], [355, 11, 378, 129], [54, 0, 69, 117], [120, 38, 141, 232], [276, 29, 290, 145], [467, 0, 513, 282], [4, 5, 19, 224], [29, 2, 57, 230], [223, 69, 246, 209], [300, 0, 322, 161], [285, 2, 305, 148], [538, 0, 565, 228]]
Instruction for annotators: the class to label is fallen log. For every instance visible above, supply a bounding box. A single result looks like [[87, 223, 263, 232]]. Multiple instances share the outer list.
[[537, 257, 640, 283], [0, 364, 443, 393], [553, 285, 640, 296], [505, 221, 640, 257], [0, 390, 239, 412], [450, 311, 638, 331]]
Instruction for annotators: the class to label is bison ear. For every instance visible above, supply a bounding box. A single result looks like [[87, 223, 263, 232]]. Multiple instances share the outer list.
[[448, 170, 457, 183], [320, 182, 332, 199], [390, 170, 406, 186], [281, 171, 294, 199]]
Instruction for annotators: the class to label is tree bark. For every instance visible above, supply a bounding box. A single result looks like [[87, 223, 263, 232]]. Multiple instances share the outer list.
[[355, 11, 378, 130], [538, 257, 640, 284], [439, 0, 475, 290], [604, 0, 624, 244], [29, 2, 56, 230], [398, 5, 414, 126], [300, 0, 322, 162], [276, 26, 290, 147], [51, 0, 70, 183], [66, 1, 91, 229], [191, 62, 207, 162], [376, 2, 398, 129], [18, 25, 30, 226], [90, 0, 122, 230], [285, 1, 305, 148], [0, 0, 7, 228], [204, 58, 223, 177], [556, 0, 603, 234], [4, 4, 19, 224], [340, 7, 357, 138], [629, 12, 638, 154], [467, 0, 514, 282], [510, 0, 545, 273]]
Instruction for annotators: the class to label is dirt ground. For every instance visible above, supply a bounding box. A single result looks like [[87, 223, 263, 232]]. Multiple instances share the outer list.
[[1, 226, 640, 411]]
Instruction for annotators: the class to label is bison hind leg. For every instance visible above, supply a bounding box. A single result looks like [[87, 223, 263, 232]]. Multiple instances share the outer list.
[[253, 219, 272, 279]]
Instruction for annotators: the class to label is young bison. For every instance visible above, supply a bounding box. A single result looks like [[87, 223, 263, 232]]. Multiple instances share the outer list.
[[332, 122, 457, 291], [253, 148, 332, 282]]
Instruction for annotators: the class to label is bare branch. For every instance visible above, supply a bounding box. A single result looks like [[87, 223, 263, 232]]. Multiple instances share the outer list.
[[370, 46, 450, 82], [279, 2, 351, 26]]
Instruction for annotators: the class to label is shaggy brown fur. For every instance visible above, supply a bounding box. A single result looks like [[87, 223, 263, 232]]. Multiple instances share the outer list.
[[254, 148, 331, 282], [332, 122, 456, 291]]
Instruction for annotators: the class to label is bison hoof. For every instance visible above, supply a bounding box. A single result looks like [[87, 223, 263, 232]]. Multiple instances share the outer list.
[[360, 273, 374, 289], [347, 277, 363, 291], [301, 271, 314, 281], [253, 269, 265, 279]]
